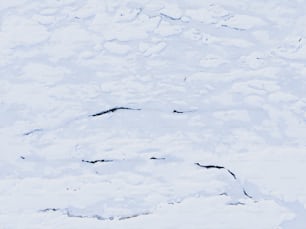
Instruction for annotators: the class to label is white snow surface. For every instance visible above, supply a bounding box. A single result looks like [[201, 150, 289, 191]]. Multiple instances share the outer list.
[[1, 0, 306, 228]]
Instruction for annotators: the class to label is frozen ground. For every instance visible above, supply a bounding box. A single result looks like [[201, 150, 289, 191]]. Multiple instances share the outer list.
[[1, 0, 306, 228]]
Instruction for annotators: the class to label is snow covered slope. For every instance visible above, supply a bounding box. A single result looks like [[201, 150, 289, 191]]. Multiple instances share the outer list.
[[1, 0, 306, 228]]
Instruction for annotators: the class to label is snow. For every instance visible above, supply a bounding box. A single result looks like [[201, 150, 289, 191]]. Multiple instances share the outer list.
[[1, 0, 306, 228]]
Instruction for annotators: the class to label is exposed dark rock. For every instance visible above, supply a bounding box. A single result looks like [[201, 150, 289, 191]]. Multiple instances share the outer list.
[[173, 109, 196, 114], [82, 159, 113, 164], [195, 162, 252, 199], [91, 107, 141, 117], [195, 163, 237, 180], [173, 109, 184, 114], [150, 157, 166, 160]]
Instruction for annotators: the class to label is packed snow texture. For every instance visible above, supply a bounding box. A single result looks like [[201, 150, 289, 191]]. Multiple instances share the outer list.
[[1, 0, 306, 228]]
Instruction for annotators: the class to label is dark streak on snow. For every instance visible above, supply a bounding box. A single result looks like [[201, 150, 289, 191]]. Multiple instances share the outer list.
[[173, 109, 196, 114], [195, 163, 237, 180], [219, 192, 228, 196], [243, 189, 253, 199], [23, 128, 43, 136], [135, 8, 143, 18], [173, 109, 184, 114], [228, 202, 245, 206], [91, 107, 141, 117], [119, 212, 151, 220], [66, 210, 106, 220], [160, 13, 182, 21], [168, 200, 182, 205], [40, 208, 151, 221], [150, 157, 166, 160], [195, 162, 253, 199], [82, 159, 113, 164], [40, 208, 60, 212], [221, 24, 245, 31]]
